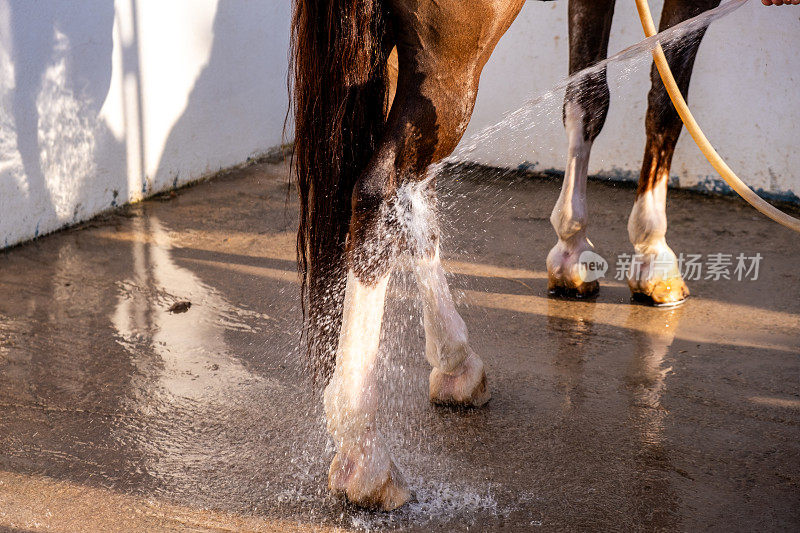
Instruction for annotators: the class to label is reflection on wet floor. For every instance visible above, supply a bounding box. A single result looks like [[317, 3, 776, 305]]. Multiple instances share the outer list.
[[112, 215, 265, 397], [547, 298, 596, 411], [625, 305, 684, 445], [110, 214, 280, 500], [0, 162, 798, 531], [625, 305, 684, 529]]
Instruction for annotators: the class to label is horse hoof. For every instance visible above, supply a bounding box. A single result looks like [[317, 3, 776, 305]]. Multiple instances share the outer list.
[[630, 276, 689, 307], [547, 276, 599, 299], [328, 443, 412, 511], [430, 352, 491, 407], [546, 238, 601, 300]]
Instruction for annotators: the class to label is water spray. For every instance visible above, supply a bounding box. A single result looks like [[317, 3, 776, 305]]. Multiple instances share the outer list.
[[635, 0, 800, 233]]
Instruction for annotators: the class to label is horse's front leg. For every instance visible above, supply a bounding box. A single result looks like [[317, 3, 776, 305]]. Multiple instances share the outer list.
[[388, 0, 522, 408], [628, 0, 720, 305], [546, 0, 615, 298]]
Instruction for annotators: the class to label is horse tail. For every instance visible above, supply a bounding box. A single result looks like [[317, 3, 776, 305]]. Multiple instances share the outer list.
[[290, 0, 390, 381]]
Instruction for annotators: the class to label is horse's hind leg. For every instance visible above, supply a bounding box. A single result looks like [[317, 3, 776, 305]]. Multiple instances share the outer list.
[[324, 267, 411, 510], [324, 0, 523, 510], [415, 234, 490, 407], [547, 0, 616, 298], [627, 0, 720, 305]]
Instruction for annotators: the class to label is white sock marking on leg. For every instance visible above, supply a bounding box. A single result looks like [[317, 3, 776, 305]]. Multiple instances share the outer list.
[[324, 270, 390, 446], [415, 245, 470, 374], [551, 101, 592, 245]]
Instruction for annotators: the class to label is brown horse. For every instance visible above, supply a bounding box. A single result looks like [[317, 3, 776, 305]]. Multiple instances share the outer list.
[[291, 0, 719, 510]]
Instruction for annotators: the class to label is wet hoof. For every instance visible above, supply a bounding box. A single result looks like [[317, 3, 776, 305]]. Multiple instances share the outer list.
[[546, 238, 601, 300], [328, 441, 412, 511], [430, 352, 491, 407], [630, 276, 689, 307], [547, 275, 599, 300]]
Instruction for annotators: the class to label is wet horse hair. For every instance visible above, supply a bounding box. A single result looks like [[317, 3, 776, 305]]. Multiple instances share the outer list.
[[290, 0, 391, 379]]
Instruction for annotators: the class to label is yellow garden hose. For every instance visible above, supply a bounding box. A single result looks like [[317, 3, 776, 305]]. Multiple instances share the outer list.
[[634, 0, 800, 232]]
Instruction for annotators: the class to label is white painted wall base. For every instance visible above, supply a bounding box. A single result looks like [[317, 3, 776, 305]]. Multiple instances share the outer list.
[[1, 1, 797, 250]]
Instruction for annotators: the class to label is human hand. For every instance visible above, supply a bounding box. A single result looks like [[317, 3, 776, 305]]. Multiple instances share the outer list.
[[761, 0, 800, 6]]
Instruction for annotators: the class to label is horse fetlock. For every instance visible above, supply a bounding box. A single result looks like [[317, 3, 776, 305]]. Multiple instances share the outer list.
[[426, 334, 470, 374], [550, 209, 587, 243], [627, 189, 668, 247], [423, 300, 470, 370], [323, 370, 381, 445]]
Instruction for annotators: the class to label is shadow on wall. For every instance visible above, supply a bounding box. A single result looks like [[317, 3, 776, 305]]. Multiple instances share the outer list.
[[1, 0, 292, 249], [1, 0, 126, 247], [154, 0, 291, 190]]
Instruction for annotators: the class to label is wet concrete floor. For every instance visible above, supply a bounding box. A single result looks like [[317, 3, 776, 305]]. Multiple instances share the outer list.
[[0, 161, 798, 532]]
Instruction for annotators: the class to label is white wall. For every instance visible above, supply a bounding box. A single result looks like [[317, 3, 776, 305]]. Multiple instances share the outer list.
[[1, 0, 797, 250], [1, 0, 291, 248]]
